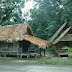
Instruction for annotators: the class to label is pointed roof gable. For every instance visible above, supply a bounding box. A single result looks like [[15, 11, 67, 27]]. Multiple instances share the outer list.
[[49, 22, 71, 44], [53, 27, 71, 44]]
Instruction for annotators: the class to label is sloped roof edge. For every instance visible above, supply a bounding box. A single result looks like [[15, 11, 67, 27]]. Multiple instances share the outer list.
[[53, 27, 71, 44], [49, 22, 67, 43], [24, 35, 51, 49]]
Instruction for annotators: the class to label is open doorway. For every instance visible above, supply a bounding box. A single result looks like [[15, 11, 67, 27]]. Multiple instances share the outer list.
[[19, 40, 30, 53]]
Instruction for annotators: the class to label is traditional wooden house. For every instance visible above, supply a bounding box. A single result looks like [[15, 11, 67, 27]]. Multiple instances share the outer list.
[[49, 22, 72, 57], [0, 24, 33, 57], [0, 24, 50, 58]]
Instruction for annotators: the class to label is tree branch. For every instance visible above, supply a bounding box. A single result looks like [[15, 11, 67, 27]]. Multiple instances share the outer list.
[[0, 5, 16, 24]]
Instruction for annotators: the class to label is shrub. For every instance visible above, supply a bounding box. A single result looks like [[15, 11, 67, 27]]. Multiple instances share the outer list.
[[62, 46, 72, 57]]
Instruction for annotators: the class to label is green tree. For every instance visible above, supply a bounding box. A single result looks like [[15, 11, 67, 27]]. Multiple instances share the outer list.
[[0, 0, 25, 25], [28, 0, 72, 40]]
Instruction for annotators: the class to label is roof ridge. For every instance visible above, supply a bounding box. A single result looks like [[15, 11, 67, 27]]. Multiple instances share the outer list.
[[0, 23, 28, 27]]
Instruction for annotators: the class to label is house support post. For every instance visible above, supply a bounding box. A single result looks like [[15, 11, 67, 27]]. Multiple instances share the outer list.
[[28, 47, 30, 53], [4, 53, 6, 57], [44, 49, 46, 56], [17, 55, 19, 58], [20, 54, 22, 58], [40, 48, 42, 57]]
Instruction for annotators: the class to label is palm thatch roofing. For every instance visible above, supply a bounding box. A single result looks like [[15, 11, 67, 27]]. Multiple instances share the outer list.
[[49, 22, 71, 44], [0, 24, 33, 42], [0, 24, 50, 49], [24, 35, 50, 49]]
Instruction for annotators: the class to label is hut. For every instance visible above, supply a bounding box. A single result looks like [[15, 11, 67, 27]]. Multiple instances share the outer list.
[[0, 24, 50, 58], [49, 22, 72, 57], [0, 24, 34, 58]]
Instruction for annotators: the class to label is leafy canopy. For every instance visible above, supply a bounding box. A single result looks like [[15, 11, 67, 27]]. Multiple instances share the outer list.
[[28, 0, 72, 40], [0, 0, 25, 25]]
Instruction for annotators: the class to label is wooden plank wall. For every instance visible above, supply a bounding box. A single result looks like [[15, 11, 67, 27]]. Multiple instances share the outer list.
[[60, 34, 72, 41], [0, 42, 18, 53]]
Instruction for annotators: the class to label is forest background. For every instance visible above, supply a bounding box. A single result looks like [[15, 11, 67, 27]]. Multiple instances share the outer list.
[[0, 0, 72, 40]]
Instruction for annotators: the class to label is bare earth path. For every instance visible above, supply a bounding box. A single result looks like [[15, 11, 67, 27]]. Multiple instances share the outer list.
[[0, 61, 72, 72]]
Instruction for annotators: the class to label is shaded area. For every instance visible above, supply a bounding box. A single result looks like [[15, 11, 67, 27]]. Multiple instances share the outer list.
[[19, 40, 30, 53]]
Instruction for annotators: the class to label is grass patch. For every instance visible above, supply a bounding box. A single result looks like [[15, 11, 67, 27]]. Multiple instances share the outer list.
[[0, 56, 72, 65], [27, 57, 72, 65], [0, 48, 72, 65]]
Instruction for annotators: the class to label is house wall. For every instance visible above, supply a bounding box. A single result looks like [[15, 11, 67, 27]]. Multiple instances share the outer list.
[[0, 42, 19, 55], [60, 34, 72, 41], [55, 41, 72, 49], [0, 42, 8, 52], [8, 42, 18, 52], [54, 41, 72, 54], [0, 40, 31, 57], [53, 42, 63, 53], [68, 41, 72, 47]]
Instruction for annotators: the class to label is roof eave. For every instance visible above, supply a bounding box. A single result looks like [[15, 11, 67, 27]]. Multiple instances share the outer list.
[[53, 27, 71, 44]]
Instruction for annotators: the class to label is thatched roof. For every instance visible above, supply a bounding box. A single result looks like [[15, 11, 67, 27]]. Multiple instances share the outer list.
[[49, 22, 68, 43], [49, 22, 72, 44], [49, 22, 71, 44], [24, 35, 50, 49], [0, 24, 50, 49], [53, 27, 71, 44], [0, 24, 33, 42]]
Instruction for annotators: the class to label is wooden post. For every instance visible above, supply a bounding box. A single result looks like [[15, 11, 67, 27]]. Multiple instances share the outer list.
[[27, 55, 29, 58], [20, 54, 22, 58], [40, 48, 42, 57], [28, 47, 30, 55], [17, 55, 19, 58], [44, 49, 46, 56], [4, 54, 6, 57]]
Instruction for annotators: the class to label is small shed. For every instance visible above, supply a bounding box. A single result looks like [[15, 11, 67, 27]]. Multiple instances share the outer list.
[[0, 24, 50, 58], [49, 22, 72, 57]]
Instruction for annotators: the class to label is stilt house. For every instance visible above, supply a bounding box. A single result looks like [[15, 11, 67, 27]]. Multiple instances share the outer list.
[[0, 24, 50, 57], [50, 22, 72, 57]]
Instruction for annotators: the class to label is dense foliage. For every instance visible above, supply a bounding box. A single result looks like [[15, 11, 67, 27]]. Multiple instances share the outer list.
[[0, 0, 72, 40], [0, 0, 25, 25], [28, 0, 72, 40]]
